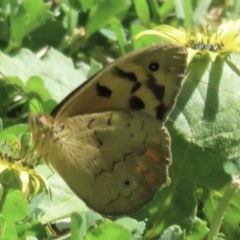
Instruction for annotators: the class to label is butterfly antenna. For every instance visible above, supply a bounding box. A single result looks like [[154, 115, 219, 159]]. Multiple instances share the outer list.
[[36, 97, 43, 114]]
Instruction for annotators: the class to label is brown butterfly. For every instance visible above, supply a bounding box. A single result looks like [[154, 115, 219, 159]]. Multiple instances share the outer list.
[[29, 44, 187, 215]]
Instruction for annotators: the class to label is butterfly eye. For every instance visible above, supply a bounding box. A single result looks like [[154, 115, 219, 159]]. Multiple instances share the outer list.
[[123, 178, 132, 188], [148, 62, 160, 72], [36, 116, 46, 129]]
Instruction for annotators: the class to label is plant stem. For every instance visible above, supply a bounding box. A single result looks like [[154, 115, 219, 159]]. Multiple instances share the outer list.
[[0, 185, 9, 213], [207, 177, 240, 240]]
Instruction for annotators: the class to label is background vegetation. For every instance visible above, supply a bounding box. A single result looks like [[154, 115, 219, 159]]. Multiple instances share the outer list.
[[0, 0, 240, 239]]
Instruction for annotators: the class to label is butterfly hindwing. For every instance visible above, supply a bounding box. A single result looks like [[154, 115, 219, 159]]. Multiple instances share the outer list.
[[36, 111, 171, 215]]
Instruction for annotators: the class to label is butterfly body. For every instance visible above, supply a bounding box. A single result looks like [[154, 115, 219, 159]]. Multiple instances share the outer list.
[[30, 44, 187, 215]]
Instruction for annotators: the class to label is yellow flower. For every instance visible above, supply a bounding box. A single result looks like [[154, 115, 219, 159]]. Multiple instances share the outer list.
[[0, 140, 49, 199], [135, 20, 240, 63]]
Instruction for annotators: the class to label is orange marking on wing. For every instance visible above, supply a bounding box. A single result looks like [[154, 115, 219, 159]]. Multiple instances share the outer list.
[[144, 148, 161, 163], [135, 161, 157, 184], [107, 192, 121, 206], [145, 171, 158, 184], [135, 162, 147, 176], [144, 149, 161, 183]]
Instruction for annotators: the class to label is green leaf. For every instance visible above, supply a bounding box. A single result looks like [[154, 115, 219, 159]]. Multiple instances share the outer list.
[[71, 213, 83, 240], [224, 159, 240, 175], [110, 19, 126, 54], [87, 59, 102, 78], [79, 0, 98, 11], [182, 0, 193, 28], [133, 0, 150, 27], [193, 0, 212, 25], [0, 119, 2, 132], [203, 183, 240, 240], [115, 217, 145, 239], [158, 0, 175, 22], [174, 0, 184, 22], [32, 166, 88, 224], [86, 222, 131, 240], [85, 0, 131, 39], [0, 169, 22, 192], [2, 190, 28, 222], [159, 225, 184, 240], [0, 218, 17, 240], [27, 19, 66, 48], [131, 24, 163, 50], [9, 0, 52, 49], [71, 211, 102, 240], [0, 48, 88, 103], [26, 76, 51, 101], [40, 48, 88, 101], [0, 125, 28, 137], [15, 219, 48, 240]]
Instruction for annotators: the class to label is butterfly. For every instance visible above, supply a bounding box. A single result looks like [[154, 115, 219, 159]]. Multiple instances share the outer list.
[[29, 44, 187, 215]]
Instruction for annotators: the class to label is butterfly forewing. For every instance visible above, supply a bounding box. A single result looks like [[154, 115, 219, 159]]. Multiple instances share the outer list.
[[52, 44, 187, 123]]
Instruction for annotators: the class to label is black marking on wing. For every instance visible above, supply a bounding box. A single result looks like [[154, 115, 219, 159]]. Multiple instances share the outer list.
[[129, 96, 145, 110], [96, 83, 112, 98], [156, 104, 166, 120], [142, 133, 148, 145], [147, 74, 165, 101], [94, 131, 103, 148], [124, 167, 150, 199], [131, 82, 141, 94], [106, 166, 152, 208], [107, 192, 121, 207], [94, 159, 121, 180], [94, 168, 109, 180], [123, 178, 132, 187], [96, 138, 103, 148], [107, 113, 113, 125], [114, 67, 137, 82], [87, 118, 95, 129], [110, 160, 121, 173], [124, 111, 134, 118], [113, 67, 141, 94], [125, 186, 138, 199], [123, 152, 132, 161]]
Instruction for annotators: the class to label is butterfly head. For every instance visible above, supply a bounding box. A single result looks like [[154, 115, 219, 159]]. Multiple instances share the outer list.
[[29, 114, 55, 151], [29, 114, 54, 130]]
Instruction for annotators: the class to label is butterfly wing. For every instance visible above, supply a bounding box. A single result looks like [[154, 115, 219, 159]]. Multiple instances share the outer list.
[[38, 111, 170, 215], [52, 44, 187, 122]]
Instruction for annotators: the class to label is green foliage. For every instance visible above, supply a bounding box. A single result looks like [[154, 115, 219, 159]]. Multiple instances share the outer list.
[[0, 0, 240, 239]]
